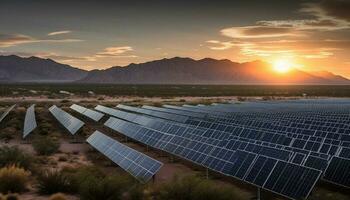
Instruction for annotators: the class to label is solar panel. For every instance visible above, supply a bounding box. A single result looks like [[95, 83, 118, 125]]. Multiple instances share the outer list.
[[97, 100, 350, 199], [49, 105, 84, 135], [303, 155, 328, 171], [86, 130, 163, 183], [323, 156, 350, 188], [244, 155, 277, 187], [0, 104, 16, 123], [23, 104, 37, 138], [70, 104, 104, 122], [263, 161, 321, 200], [103, 116, 322, 200]]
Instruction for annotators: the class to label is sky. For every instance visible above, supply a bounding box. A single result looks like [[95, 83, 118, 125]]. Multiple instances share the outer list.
[[0, 0, 349, 77]]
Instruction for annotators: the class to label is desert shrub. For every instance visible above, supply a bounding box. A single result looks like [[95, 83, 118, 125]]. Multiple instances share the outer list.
[[58, 155, 68, 162], [155, 175, 245, 200], [0, 132, 13, 141], [63, 166, 132, 200], [308, 189, 349, 200], [0, 165, 30, 194], [37, 170, 72, 194], [0, 146, 33, 170], [127, 185, 147, 200], [32, 136, 60, 155], [78, 175, 132, 200], [49, 193, 68, 200], [4, 194, 19, 200]]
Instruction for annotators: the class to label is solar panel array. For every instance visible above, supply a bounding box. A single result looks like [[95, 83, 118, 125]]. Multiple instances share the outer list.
[[0, 104, 16, 123], [70, 104, 104, 122], [87, 130, 163, 182], [97, 100, 350, 200], [23, 104, 37, 138], [49, 105, 84, 135]]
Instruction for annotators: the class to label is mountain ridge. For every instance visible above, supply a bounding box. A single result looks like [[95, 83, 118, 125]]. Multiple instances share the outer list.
[[0, 55, 348, 85]]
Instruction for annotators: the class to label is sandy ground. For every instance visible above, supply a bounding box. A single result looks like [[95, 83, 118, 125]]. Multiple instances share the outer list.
[[0, 95, 241, 104]]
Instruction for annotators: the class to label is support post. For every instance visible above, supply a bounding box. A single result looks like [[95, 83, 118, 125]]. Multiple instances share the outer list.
[[257, 187, 261, 200], [206, 168, 209, 179]]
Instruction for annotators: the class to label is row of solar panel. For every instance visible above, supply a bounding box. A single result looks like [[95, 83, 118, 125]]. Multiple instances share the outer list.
[[87, 130, 163, 182], [161, 105, 350, 148], [0, 104, 16, 123], [102, 108, 341, 170], [98, 105, 350, 190], [191, 103, 350, 123], [102, 116, 322, 200], [70, 104, 104, 122], [23, 104, 37, 138], [105, 105, 347, 159], [144, 104, 350, 143], [49, 105, 85, 135], [167, 103, 350, 125]]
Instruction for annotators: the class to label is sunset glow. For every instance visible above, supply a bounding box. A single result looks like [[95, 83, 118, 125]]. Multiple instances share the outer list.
[[273, 60, 293, 73], [0, 1, 349, 78]]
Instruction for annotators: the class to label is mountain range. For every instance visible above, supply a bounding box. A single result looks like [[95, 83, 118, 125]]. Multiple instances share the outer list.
[[0, 55, 349, 84]]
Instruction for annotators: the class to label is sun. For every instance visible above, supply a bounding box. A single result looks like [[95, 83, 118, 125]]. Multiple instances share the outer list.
[[273, 59, 293, 73]]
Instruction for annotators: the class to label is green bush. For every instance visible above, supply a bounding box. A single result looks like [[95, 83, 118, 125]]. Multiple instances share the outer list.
[[155, 175, 245, 200], [0, 146, 33, 170], [37, 170, 72, 194], [32, 136, 60, 155], [0, 165, 30, 194]]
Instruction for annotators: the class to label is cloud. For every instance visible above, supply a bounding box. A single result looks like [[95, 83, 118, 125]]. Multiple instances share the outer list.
[[319, 0, 350, 22], [0, 34, 35, 47], [206, 40, 235, 50], [0, 33, 83, 47], [48, 30, 72, 36], [257, 19, 347, 30], [221, 26, 296, 39], [96, 46, 134, 57], [206, 40, 252, 50], [301, 0, 350, 22]]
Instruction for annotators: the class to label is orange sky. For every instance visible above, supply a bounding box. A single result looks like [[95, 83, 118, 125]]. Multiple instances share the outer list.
[[0, 0, 349, 78]]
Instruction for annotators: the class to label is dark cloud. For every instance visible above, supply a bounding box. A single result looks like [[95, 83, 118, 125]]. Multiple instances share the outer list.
[[221, 26, 295, 38], [320, 0, 350, 22], [242, 26, 293, 36]]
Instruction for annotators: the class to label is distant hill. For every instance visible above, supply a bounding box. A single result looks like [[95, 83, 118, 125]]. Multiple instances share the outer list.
[[80, 57, 350, 85], [0, 55, 349, 84], [0, 55, 87, 82]]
